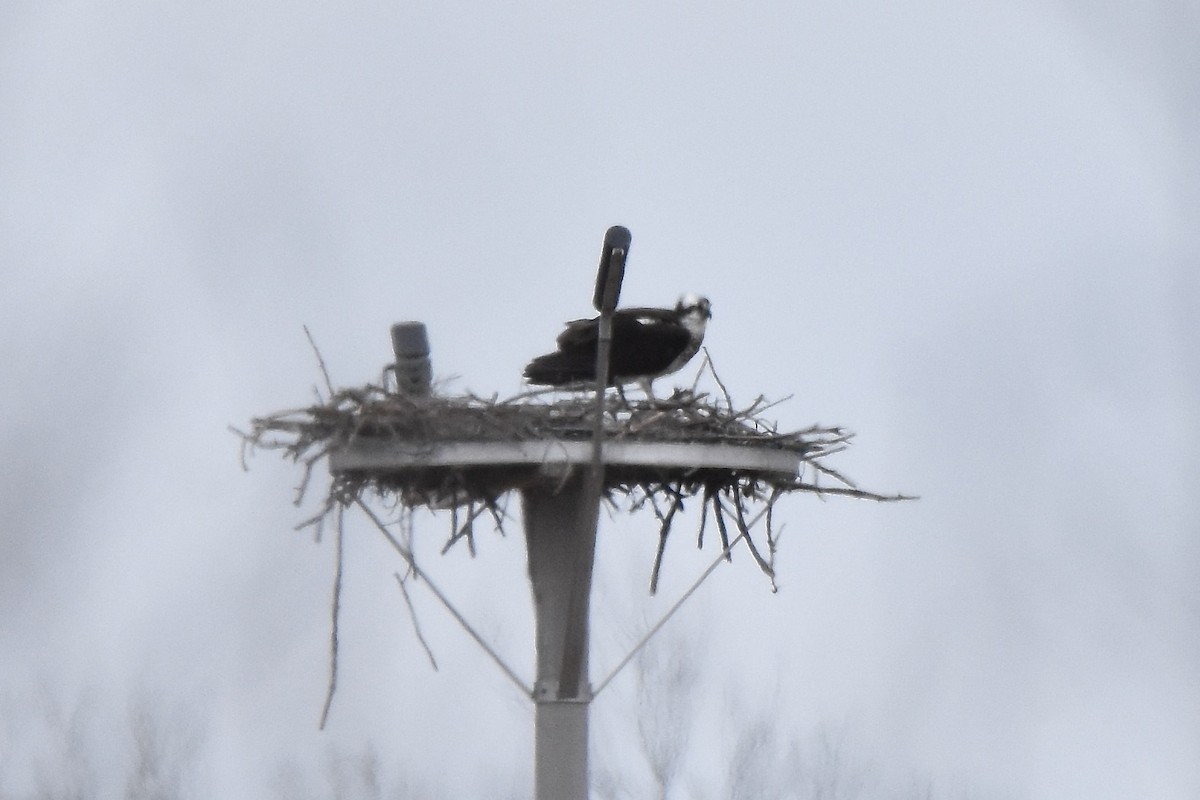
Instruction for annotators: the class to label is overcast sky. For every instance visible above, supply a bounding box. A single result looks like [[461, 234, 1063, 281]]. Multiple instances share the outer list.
[[2, 2, 1198, 798]]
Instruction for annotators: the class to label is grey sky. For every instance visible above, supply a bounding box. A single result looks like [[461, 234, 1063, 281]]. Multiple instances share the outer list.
[[2, 2, 1197, 797]]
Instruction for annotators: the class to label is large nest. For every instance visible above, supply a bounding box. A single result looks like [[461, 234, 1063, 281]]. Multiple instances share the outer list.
[[237, 364, 909, 593]]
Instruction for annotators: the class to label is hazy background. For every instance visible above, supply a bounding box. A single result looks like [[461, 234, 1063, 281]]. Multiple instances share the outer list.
[[2, 2, 1197, 797]]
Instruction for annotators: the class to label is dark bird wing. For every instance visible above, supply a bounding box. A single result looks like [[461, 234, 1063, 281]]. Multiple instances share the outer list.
[[554, 316, 600, 350], [554, 307, 681, 350], [525, 307, 696, 387]]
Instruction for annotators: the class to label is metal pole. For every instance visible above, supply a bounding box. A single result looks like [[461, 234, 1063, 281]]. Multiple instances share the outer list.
[[523, 474, 594, 800]]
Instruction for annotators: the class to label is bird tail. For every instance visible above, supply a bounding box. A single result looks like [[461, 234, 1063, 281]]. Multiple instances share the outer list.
[[523, 352, 592, 386]]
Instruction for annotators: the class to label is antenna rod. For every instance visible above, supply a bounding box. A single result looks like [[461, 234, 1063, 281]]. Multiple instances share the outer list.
[[558, 226, 630, 700]]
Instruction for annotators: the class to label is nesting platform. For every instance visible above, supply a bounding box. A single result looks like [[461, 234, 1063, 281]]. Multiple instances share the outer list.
[[238, 384, 872, 520], [329, 438, 804, 496]]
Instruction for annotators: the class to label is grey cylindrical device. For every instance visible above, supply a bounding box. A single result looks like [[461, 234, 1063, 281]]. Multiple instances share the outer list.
[[390, 322, 432, 396]]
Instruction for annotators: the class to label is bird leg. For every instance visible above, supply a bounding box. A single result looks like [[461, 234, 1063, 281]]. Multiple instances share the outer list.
[[615, 383, 630, 408], [636, 377, 658, 406]]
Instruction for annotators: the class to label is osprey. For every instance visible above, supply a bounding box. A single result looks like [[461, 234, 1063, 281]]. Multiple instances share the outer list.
[[523, 294, 712, 393]]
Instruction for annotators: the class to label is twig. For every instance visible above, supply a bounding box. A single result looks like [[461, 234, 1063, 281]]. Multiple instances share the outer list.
[[293, 445, 332, 507], [696, 485, 713, 550], [649, 488, 683, 594], [702, 346, 734, 410], [712, 490, 733, 561], [728, 488, 775, 590], [689, 352, 710, 395], [229, 426, 252, 471], [303, 324, 335, 399], [294, 496, 335, 541], [809, 459, 860, 489], [788, 483, 916, 502], [765, 486, 784, 556], [318, 506, 345, 730], [485, 497, 508, 538], [441, 501, 490, 556]]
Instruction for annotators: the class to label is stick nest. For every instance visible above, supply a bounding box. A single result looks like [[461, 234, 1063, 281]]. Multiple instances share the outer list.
[[236, 364, 911, 592]]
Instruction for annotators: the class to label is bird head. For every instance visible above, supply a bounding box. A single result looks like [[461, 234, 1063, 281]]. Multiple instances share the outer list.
[[676, 293, 713, 320], [675, 294, 712, 340]]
